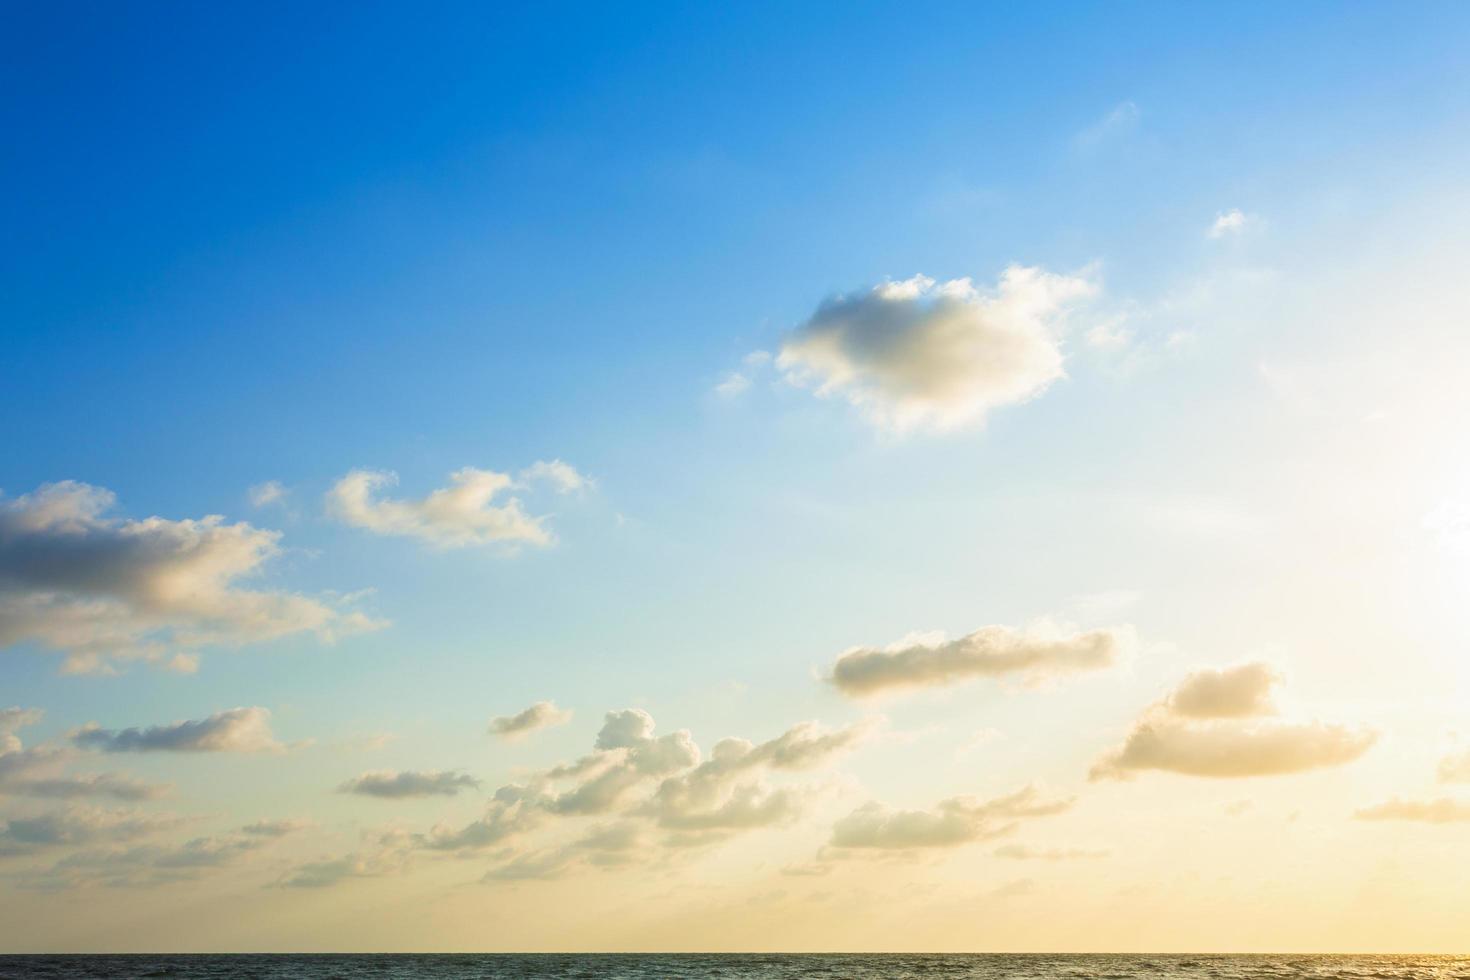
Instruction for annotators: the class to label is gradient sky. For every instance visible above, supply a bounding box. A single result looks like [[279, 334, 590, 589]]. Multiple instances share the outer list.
[[4, 0, 1470, 953]]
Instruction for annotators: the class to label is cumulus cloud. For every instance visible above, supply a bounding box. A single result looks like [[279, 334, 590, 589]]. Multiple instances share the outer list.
[[827, 622, 1134, 698], [0, 481, 382, 673], [489, 701, 573, 741], [1092, 666, 1375, 780], [72, 707, 285, 754], [327, 464, 587, 549], [1355, 798, 1470, 823], [1166, 662, 1280, 718], [829, 786, 1072, 851], [777, 267, 1096, 433], [640, 720, 871, 837], [339, 770, 479, 799]]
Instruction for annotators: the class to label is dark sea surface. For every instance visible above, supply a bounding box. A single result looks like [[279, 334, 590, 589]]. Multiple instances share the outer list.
[[0, 955, 1466, 980]]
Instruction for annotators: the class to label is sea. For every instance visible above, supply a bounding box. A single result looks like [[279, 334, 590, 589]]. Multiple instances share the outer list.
[[0, 954, 1465, 980]]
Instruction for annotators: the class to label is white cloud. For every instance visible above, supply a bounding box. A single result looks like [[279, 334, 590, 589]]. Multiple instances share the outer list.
[[519, 460, 593, 494], [72, 707, 285, 754], [828, 786, 1071, 851], [1208, 208, 1255, 239], [1092, 666, 1375, 780], [713, 372, 751, 398], [327, 467, 576, 549], [1074, 101, 1141, 152], [777, 267, 1096, 433], [339, 769, 479, 799], [0, 481, 383, 673], [247, 481, 287, 508], [489, 701, 573, 741], [827, 622, 1134, 698], [1356, 798, 1470, 823]]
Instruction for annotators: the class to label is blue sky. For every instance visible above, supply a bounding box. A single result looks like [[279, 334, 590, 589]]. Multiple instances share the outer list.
[[4, 1, 1470, 951]]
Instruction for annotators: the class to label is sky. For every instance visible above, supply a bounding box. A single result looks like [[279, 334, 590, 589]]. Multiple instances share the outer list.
[[3, 0, 1470, 954]]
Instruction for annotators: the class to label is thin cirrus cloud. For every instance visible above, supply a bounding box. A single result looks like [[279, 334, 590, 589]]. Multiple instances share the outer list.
[[1091, 663, 1376, 780], [776, 267, 1097, 434], [827, 785, 1072, 851], [71, 707, 285, 754], [1437, 750, 1470, 783], [326, 461, 591, 549], [0, 481, 384, 674], [338, 770, 480, 799], [826, 622, 1135, 699], [1354, 798, 1470, 823], [247, 481, 287, 508], [489, 701, 573, 741]]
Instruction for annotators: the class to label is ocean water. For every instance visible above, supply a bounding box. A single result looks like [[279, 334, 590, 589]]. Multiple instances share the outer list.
[[0, 955, 1465, 980]]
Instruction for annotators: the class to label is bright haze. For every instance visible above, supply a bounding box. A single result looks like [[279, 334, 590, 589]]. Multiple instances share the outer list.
[[3, 0, 1470, 955]]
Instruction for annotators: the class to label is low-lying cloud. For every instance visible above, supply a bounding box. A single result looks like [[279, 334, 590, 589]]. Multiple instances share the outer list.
[[828, 786, 1072, 851]]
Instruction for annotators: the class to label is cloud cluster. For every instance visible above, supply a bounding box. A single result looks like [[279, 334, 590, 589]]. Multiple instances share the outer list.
[[828, 786, 1072, 851], [827, 622, 1134, 698], [1, 707, 170, 801], [309, 710, 872, 886], [327, 462, 589, 550], [777, 267, 1095, 433], [72, 707, 284, 754], [339, 770, 480, 799], [0, 481, 381, 673], [489, 701, 573, 741], [1092, 664, 1375, 780]]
